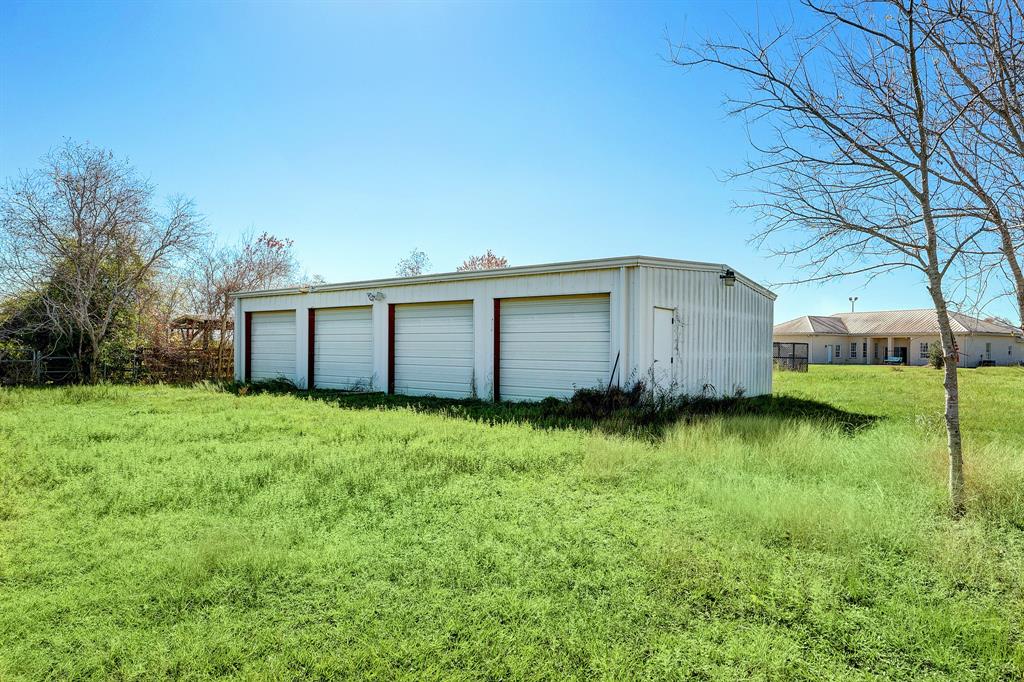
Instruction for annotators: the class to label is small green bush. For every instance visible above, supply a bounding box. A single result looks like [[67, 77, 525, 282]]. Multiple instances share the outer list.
[[929, 343, 944, 369]]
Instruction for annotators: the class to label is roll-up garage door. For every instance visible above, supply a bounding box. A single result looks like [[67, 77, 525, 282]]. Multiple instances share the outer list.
[[499, 294, 610, 401], [313, 306, 373, 390], [393, 301, 474, 398], [248, 310, 296, 383]]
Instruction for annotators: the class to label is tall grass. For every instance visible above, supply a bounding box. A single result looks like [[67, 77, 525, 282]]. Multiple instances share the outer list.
[[0, 369, 1022, 679]]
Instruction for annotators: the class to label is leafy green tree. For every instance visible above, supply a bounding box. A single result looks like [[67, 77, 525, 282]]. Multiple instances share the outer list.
[[0, 141, 204, 381]]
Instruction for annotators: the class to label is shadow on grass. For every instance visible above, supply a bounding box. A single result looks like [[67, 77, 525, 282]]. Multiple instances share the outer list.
[[231, 381, 880, 440]]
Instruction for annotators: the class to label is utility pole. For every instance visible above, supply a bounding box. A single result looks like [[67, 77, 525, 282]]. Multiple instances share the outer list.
[[849, 296, 859, 312]]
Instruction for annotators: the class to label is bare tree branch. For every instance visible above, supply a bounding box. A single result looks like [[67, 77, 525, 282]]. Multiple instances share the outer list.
[[0, 141, 206, 381], [671, 0, 983, 516]]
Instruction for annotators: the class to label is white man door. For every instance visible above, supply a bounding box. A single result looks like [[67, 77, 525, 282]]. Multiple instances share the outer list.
[[652, 307, 675, 388]]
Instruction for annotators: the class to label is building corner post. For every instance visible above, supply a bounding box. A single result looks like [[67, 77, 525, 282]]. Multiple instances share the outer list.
[[617, 266, 630, 388]]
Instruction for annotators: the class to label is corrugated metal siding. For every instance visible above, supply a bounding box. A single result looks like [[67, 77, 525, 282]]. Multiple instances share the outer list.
[[393, 301, 474, 398], [249, 310, 297, 382], [499, 295, 610, 401], [313, 306, 373, 390], [236, 264, 775, 398], [633, 268, 772, 396], [238, 269, 622, 395]]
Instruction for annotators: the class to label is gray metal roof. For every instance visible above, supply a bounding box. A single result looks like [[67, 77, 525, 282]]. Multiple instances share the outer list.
[[774, 309, 1022, 337], [233, 255, 776, 300]]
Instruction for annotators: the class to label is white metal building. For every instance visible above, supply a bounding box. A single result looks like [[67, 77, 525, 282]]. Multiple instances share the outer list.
[[233, 256, 776, 400]]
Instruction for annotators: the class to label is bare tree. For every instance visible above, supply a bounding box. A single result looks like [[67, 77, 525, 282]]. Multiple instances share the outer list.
[[136, 270, 189, 349], [672, 0, 989, 516], [396, 248, 431, 277], [456, 249, 510, 272], [0, 141, 204, 381], [923, 0, 1024, 330], [187, 231, 298, 372]]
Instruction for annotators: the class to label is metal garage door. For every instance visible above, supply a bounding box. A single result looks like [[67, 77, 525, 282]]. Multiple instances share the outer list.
[[392, 301, 474, 398], [313, 306, 373, 390], [499, 294, 610, 401], [248, 310, 296, 382]]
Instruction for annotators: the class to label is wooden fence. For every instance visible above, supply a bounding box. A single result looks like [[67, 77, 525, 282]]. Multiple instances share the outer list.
[[0, 346, 234, 386]]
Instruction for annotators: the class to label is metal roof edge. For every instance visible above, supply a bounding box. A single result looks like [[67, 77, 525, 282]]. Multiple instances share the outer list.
[[232, 255, 777, 301], [636, 258, 776, 300], [958, 329, 1024, 338], [773, 328, 1023, 338]]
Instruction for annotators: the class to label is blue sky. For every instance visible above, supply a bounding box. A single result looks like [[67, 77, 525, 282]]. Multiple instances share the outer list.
[[1, 0, 1015, 324]]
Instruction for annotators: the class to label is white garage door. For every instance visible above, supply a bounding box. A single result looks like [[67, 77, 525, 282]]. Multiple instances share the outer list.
[[249, 310, 296, 382], [313, 306, 373, 390], [393, 301, 474, 398], [499, 295, 610, 401]]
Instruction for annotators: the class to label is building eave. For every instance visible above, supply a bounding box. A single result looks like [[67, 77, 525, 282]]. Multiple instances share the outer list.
[[232, 255, 777, 301], [774, 329, 1024, 338]]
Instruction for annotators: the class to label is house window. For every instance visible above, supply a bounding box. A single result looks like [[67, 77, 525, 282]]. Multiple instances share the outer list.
[[835, 344, 842, 358], [920, 342, 929, 359], [985, 342, 992, 360], [863, 342, 867, 357], [850, 342, 857, 358]]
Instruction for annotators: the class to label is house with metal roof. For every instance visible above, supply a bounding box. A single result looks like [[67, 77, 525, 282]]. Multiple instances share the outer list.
[[773, 309, 1024, 367]]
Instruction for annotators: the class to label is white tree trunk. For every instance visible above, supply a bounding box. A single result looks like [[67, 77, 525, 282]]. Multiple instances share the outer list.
[[996, 225, 1024, 331], [928, 276, 966, 517]]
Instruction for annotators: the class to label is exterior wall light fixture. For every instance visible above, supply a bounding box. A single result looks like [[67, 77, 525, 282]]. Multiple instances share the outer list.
[[720, 269, 736, 287]]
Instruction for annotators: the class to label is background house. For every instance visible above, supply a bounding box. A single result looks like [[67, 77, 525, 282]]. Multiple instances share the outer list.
[[773, 309, 1024, 367]]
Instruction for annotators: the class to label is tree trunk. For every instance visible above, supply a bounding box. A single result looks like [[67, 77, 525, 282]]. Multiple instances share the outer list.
[[996, 224, 1024, 331], [89, 338, 102, 385], [76, 334, 86, 384], [928, 277, 966, 517]]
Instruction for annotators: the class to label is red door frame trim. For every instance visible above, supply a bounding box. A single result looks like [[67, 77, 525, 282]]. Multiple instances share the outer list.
[[493, 298, 501, 402], [243, 311, 252, 382], [307, 308, 316, 390], [387, 303, 396, 394]]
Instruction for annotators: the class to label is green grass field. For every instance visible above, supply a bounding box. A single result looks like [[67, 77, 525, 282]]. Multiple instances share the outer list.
[[1, 366, 1022, 680]]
